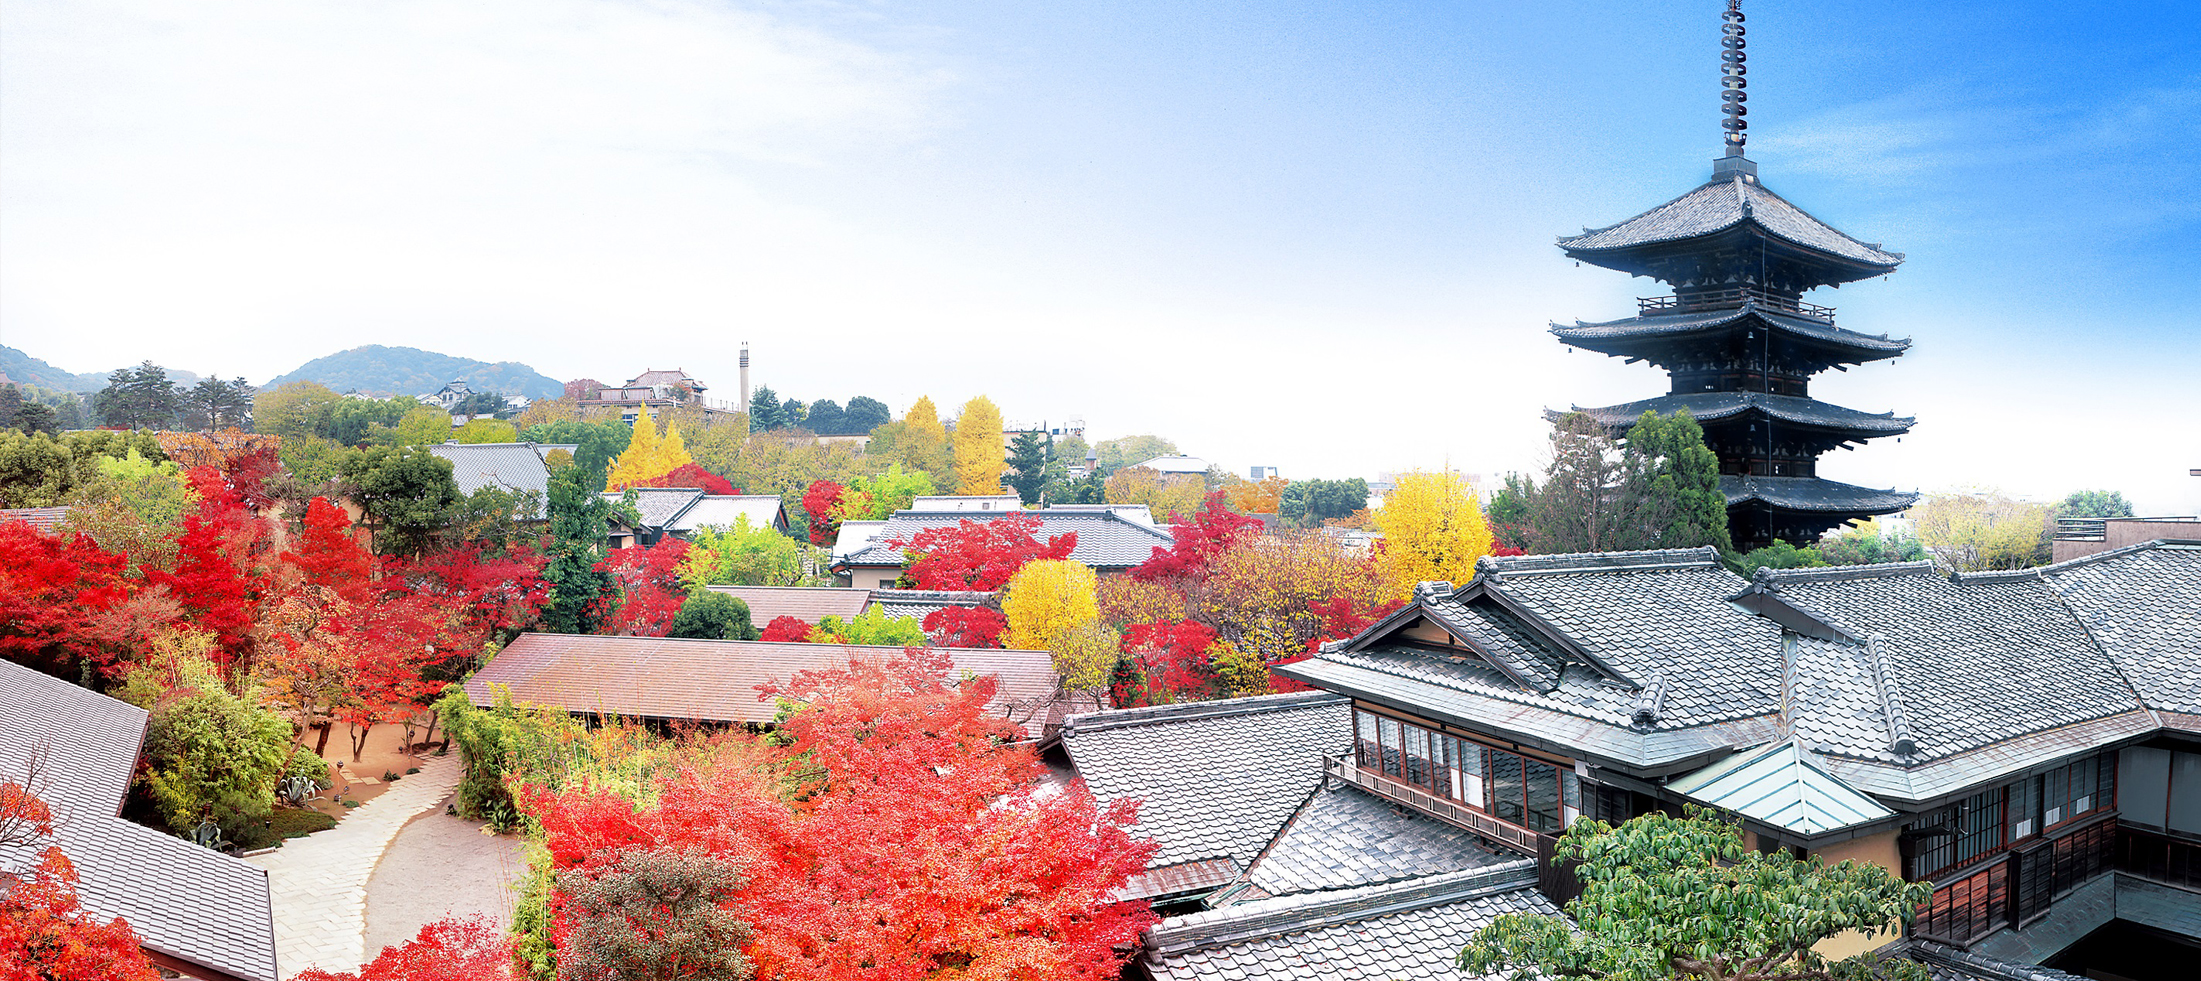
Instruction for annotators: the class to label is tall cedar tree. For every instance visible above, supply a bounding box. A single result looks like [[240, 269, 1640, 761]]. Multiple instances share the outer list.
[[896, 511, 1076, 591], [747, 384, 783, 431], [1004, 430, 1049, 505], [543, 466, 621, 634], [951, 395, 1006, 495], [92, 361, 181, 430], [522, 647, 1158, 980], [1621, 409, 1732, 552]]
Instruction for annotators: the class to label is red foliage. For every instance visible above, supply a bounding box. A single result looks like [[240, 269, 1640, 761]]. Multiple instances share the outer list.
[[0, 787, 160, 981], [1490, 543, 1527, 557], [1121, 620, 1221, 702], [801, 480, 845, 546], [1267, 594, 1408, 693], [594, 538, 691, 636], [921, 605, 1008, 649], [1130, 491, 1262, 582], [292, 916, 518, 981], [146, 468, 283, 664], [396, 542, 550, 654], [521, 649, 1158, 980], [758, 615, 814, 642], [286, 498, 376, 601], [0, 522, 134, 678], [625, 462, 740, 496], [896, 512, 1076, 591]]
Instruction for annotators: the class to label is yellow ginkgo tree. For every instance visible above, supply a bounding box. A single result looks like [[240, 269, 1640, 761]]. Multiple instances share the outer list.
[[1374, 470, 1494, 599], [604, 412, 695, 491]]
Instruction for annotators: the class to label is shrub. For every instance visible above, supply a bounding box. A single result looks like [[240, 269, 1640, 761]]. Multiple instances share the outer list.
[[137, 688, 291, 835]]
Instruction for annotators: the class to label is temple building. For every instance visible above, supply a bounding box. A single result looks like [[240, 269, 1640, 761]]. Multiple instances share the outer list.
[[1550, 1, 1915, 550]]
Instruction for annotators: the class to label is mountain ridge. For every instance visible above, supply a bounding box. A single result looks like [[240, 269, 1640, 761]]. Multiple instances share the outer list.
[[263, 345, 564, 399]]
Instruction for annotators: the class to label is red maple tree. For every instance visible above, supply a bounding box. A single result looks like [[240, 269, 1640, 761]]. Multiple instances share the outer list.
[[0, 522, 134, 678], [521, 648, 1157, 980], [801, 480, 845, 546], [897, 512, 1076, 591], [145, 468, 284, 666], [758, 615, 814, 642], [594, 538, 691, 637], [293, 916, 518, 981], [1130, 491, 1262, 582], [921, 605, 1007, 649], [1121, 620, 1223, 702]]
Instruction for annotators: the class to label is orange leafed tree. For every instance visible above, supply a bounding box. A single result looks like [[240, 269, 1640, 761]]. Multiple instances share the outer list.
[[0, 784, 161, 981], [293, 916, 518, 981], [523, 647, 1158, 980]]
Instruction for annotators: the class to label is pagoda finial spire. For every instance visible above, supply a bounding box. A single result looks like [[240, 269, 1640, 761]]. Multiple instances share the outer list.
[[1721, 0, 1748, 157]]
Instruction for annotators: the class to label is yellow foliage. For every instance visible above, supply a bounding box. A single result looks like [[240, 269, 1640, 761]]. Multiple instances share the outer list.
[[1373, 470, 1492, 600], [1104, 466, 1207, 522], [1911, 491, 2053, 572], [952, 395, 1006, 495], [1196, 534, 1389, 668], [1208, 641, 1272, 699], [1001, 559, 1105, 683], [604, 412, 695, 490], [1097, 576, 1190, 631], [453, 418, 519, 444], [896, 397, 951, 479], [1220, 475, 1287, 515]]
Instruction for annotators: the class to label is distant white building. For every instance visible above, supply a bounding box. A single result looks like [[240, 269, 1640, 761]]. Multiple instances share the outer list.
[[1133, 455, 1210, 476]]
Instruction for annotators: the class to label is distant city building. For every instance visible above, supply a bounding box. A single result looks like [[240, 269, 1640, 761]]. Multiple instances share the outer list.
[[579, 368, 742, 423], [1132, 455, 1210, 476]]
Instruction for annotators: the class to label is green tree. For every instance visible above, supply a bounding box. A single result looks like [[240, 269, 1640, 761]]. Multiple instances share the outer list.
[[1458, 807, 1932, 981], [253, 381, 343, 441], [319, 396, 417, 446], [182, 377, 256, 430], [778, 396, 806, 430], [678, 515, 812, 588], [666, 591, 758, 640], [1004, 431, 1050, 505], [542, 465, 623, 634], [1279, 477, 1369, 528], [1911, 491, 2054, 572], [453, 418, 520, 444], [748, 384, 783, 431], [843, 395, 891, 434], [1732, 539, 1829, 576], [14, 399, 59, 436], [1093, 434, 1177, 477], [339, 445, 463, 557], [811, 607, 928, 646], [555, 846, 755, 981], [137, 684, 293, 835], [1815, 519, 1926, 566], [0, 429, 77, 508], [92, 361, 182, 430], [803, 399, 846, 435], [392, 405, 455, 447], [2057, 489, 2135, 520], [519, 417, 633, 492], [1622, 409, 1732, 552]]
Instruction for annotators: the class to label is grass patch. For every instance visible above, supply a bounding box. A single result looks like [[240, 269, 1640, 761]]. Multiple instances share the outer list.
[[231, 808, 338, 851]]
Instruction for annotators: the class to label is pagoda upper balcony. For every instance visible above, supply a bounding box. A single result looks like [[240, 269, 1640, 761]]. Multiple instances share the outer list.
[[1639, 286, 1835, 323]]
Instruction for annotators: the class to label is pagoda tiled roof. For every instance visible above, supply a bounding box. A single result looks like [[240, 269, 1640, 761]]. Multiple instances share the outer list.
[[1721, 475, 1918, 513], [1564, 392, 1914, 436], [1558, 174, 1903, 269], [1550, 305, 1910, 357]]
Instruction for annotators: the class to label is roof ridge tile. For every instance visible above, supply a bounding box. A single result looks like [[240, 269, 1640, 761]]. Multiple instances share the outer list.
[[1755, 560, 1936, 584], [1141, 860, 1540, 957], [1478, 546, 1721, 579], [1061, 691, 1349, 736]]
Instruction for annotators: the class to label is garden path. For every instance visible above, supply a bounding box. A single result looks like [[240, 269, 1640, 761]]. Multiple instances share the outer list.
[[361, 789, 527, 961], [247, 754, 462, 979]]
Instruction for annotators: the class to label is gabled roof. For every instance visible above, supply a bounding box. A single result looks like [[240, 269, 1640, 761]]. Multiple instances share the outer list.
[[701, 586, 873, 624], [840, 507, 1174, 570], [465, 633, 1062, 732], [2034, 541, 2201, 714], [0, 661, 278, 981], [1564, 391, 1913, 437], [607, 487, 705, 529], [625, 368, 700, 388], [1229, 784, 1523, 902], [869, 588, 996, 623], [1558, 174, 1903, 271], [1722, 475, 1918, 514], [426, 442, 576, 498], [830, 520, 888, 563], [1551, 305, 1910, 357], [1666, 737, 1894, 836], [1141, 862, 1551, 981], [1061, 693, 1351, 872], [668, 495, 785, 534]]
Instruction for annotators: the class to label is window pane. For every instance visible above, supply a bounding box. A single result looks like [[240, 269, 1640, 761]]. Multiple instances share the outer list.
[[1488, 751, 1525, 824], [2073, 757, 2098, 814], [1379, 717, 1402, 778], [1563, 769, 1583, 827], [1405, 726, 1432, 789], [1525, 758, 1561, 833], [2010, 776, 2039, 840], [1955, 789, 2003, 865], [1462, 744, 1485, 807], [2119, 747, 2169, 829], [2171, 752, 2201, 835], [1355, 711, 1380, 770]]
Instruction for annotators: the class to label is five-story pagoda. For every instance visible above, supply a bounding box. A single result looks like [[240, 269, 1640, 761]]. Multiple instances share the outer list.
[[1553, 0, 1916, 551]]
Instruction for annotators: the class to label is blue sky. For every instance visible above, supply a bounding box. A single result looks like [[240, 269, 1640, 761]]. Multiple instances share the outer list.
[[3, 0, 2196, 512]]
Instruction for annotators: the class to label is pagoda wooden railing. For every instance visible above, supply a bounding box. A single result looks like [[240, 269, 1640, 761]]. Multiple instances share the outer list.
[[1640, 288, 1836, 322], [1323, 755, 1541, 854]]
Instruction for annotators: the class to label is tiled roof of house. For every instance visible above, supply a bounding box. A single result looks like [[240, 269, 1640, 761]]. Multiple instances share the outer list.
[[626, 369, 698, 388], [1231, 784, 1523, 902], [1141, 862, 1551, 981], [426, 442, 575, 498], [1665, 737, 1893, 836], [464, 633, 1062, 732], [0, 505, 73, 533], [842, 508, 1173, 570], [1557, 175, 1903, 269], [1563, 391, 1914, 436], [608, 487, 705, 529], [830, 520, 888, 563], [701, 586, 873, 624], [1551, 306, 1910, 356], [870, 588, 996, 623], [1906, 940, 2092, 981], [669, 495, 785, 534], [1061, 693, 1351, 872], [2034, 541, 2201, 714], [0, 660, 278, 981]]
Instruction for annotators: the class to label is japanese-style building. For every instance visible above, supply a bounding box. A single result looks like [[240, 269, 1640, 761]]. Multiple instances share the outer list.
[[1550, 1, 1915, 550]]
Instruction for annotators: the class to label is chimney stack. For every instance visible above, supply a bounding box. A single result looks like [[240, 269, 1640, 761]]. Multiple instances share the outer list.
[[739, 342, 750, 412]]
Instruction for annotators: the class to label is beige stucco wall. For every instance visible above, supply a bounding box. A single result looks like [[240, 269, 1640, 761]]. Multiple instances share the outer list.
[[1807, 829, 1905, 961]]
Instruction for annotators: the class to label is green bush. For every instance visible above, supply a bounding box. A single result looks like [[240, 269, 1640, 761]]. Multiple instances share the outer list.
[[434, 684, 589, 822], [137, 688, 291, 835], [230, 808, 337, 851]]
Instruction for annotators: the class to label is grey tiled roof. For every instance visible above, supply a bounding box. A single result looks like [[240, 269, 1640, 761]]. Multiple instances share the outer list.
[[1565, 391, 1914, 436], [1142, 862, 1552, 981], [1236, 784, 1523, 900], [843, 507, 1174, 570], [869, 588, 997, 622], [1558, 175, 1903, 268], [608, 487, 706, 529], [0, 660, 278, 981], [1907, 940, 2091, 981], [2035, 542, 2201, 713], [1551, 306, 1910, 356], [1061, 693, 1351, 870], [1722, 475, 1919, 513], [425, 442, 573, 498], [1417, 596, 1569, 692]]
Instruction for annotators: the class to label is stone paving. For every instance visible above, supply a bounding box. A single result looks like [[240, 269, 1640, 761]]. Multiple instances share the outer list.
[[362, 790, 527, 960], [247, 755, 462, 979]]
